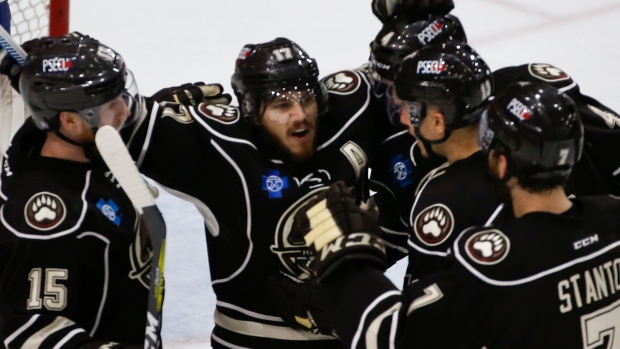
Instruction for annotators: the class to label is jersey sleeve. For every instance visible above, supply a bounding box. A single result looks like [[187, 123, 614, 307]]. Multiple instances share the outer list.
[[120, 98, 242, 194], [319, 262, 489, 349]]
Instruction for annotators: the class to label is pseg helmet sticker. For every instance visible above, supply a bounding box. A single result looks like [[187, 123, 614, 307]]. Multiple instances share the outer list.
[[465, 229, 510, 265], [323, 71, 360, 95], [414, 204, 454, 246], [25, 192, 67, 231], [528, 63, 569, 82]]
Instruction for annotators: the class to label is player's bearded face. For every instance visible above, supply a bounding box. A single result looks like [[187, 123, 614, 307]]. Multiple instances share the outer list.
[[261, 91, 319, 162]]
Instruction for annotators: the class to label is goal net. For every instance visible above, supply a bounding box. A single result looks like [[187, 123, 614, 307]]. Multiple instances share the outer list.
[[0, 0, 69, 156]]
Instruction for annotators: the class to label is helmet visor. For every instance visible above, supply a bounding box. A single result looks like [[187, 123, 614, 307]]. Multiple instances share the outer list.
[[260, 88, 319, 125], [78, 70, 144, 130]]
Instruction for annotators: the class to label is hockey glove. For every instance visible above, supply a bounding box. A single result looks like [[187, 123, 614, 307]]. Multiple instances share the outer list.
[[372, 0, 455, 23], [0, 37, 42, 92], [267, 272, 336, 337], [150, 82, 232, 107], [294, 181, 387, 281]]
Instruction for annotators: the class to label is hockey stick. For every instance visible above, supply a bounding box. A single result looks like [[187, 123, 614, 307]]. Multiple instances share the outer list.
[[95, 125, 166, 349], [0, 24, 27, 67]]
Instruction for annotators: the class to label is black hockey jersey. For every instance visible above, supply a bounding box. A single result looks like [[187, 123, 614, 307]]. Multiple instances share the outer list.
[[405, 151, 504, 284], [122, 69, 392, 348], [0, 120, 150, 348], [318, 195, 620, 348], [493, 63, 620, 195]]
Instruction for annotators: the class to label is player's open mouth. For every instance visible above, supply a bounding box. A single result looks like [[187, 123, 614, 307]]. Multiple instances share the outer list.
[[291, 129, 309, 138]]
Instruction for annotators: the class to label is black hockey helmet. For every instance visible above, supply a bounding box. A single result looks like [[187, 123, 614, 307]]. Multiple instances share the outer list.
[[394, 41, 493, 136], [370, 14, 467, 82], [231, 37, 328, 123], [19, 35, 143, 131], [478, 82, 583, 180]]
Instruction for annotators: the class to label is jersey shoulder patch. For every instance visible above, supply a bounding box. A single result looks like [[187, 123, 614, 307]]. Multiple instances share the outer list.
[[195, 103, 241, 124], [0, 168, 91, 239], [2, 187, 83, 239], [527, 63, 571, 82], [322, 69, 363, 95]]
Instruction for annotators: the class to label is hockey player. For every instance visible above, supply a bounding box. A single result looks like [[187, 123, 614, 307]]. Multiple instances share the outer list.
[[0, 35, 153, 348], [390, 41, 503, 283], [296, 82, 620, 348], [122, 37, 393, 348], [492, 63, 620, 196], [365, 14, 466, 257]]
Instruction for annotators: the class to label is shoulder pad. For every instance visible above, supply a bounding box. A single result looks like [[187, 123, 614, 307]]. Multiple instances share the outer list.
[[195, 103, 241, 125], [321, 70, 366, 95], [2, 187, 84, 239], [493, 63, 577, 93]]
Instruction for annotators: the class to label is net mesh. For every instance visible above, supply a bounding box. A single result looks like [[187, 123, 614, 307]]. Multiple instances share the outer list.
[[9, 0, 50, 44]]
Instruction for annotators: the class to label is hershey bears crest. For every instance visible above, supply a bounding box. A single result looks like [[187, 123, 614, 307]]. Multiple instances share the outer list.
[[270, 187, 328, 279], [465, 229, 510, 265], [527, 63, 569, 82], [413, 203, 454, 246], [25, 192, 67, 231], [198, 103, 240, 124], [322, 70, 361, 95]]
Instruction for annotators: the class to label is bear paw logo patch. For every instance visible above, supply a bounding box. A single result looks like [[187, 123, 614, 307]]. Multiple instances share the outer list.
[[198, 103, 240, 124], [465, 230, 510, 265], [323, 71, 360, 95], [414, 204, 454, 246], [528, 63, 569, 82], [25, 192, 67, 231]]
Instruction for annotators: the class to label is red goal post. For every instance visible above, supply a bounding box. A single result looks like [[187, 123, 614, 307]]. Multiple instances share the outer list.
[[9, 0, 69, 43]]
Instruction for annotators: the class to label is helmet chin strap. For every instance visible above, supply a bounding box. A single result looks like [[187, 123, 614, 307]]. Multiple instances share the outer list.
[[53, 126, 98, 159]]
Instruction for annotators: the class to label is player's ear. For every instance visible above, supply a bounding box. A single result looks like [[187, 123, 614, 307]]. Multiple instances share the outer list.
[[491, 149, 509, 181], [58, 111, 85, 133], [431, 109, 446, 134]]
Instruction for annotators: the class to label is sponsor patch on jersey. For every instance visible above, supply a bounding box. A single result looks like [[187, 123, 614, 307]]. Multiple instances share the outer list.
[[391, 154, 413, 187], [262, 170, 289, 199], [465, 229, 510, 265], [527, 63, 569, 82], [24, 192, 67, 231], [414, 204, 454, 246], [588, 104, 620, 129], [96, 198, 121, 226], [323, 70, 360, 95], [198, 103, 240, 124]]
